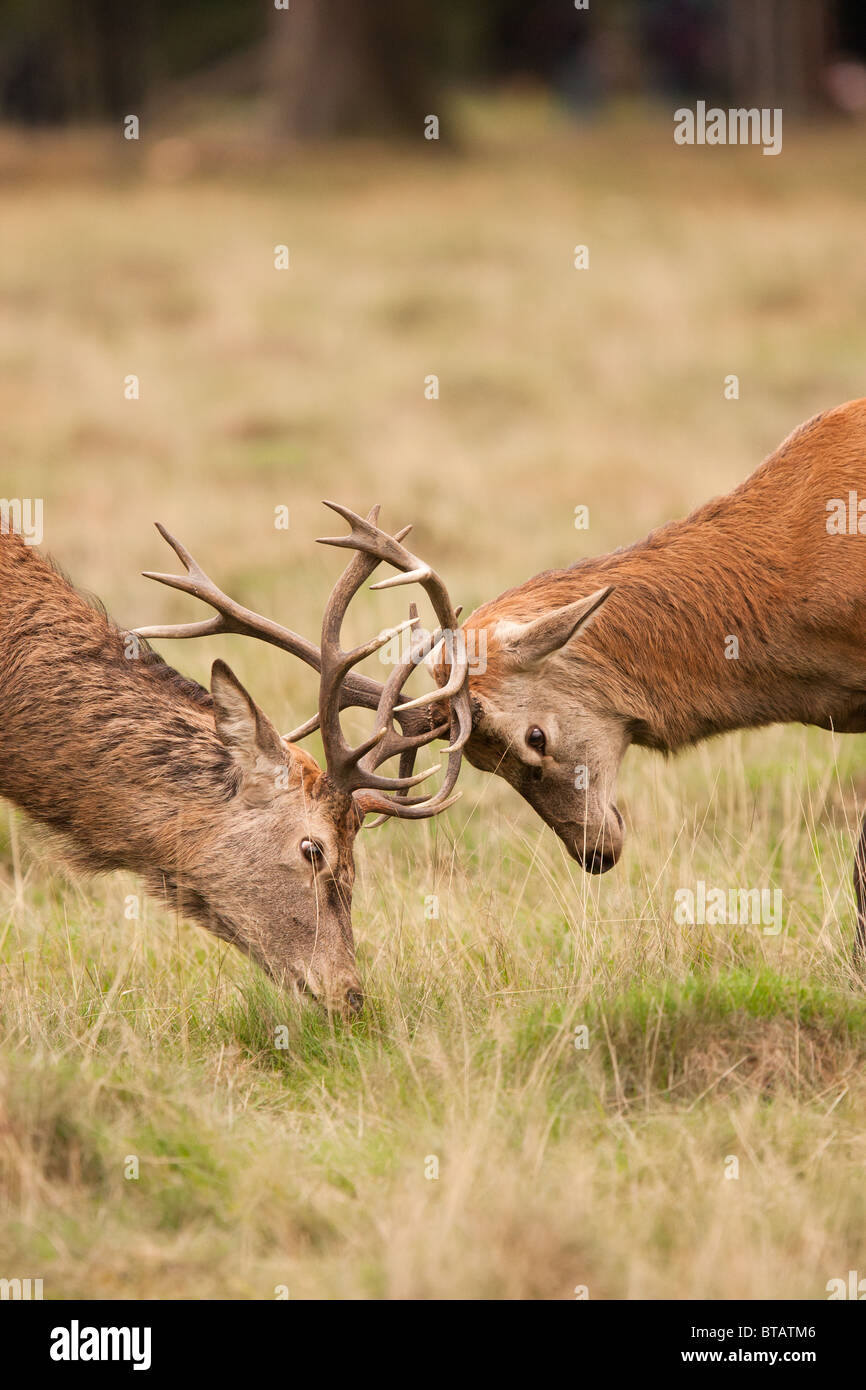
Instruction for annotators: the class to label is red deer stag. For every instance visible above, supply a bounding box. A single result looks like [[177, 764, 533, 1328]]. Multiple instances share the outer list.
[[447, 400, 866, 947], [0, 505, 470, 1016]]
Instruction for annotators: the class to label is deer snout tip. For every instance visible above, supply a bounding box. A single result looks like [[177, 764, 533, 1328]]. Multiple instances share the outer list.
[[583, 846, 619, 874], [294, 961, 363, 1018], [557, 809, 624, 873]]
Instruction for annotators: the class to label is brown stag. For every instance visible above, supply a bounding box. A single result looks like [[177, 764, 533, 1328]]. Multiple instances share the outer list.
[[447, 400, 866, 947], [0, 504, 470, 1016]]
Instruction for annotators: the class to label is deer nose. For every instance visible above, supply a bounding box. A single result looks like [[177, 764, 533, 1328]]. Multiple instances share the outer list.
[[345, 988, 364, 1016], [584, 847, 618, 874]]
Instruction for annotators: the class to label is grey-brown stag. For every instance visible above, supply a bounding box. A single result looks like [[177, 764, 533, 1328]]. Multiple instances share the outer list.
[[0, 504, 469, 1018]]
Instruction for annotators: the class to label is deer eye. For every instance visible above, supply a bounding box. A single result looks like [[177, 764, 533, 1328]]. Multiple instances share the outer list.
[[526, 726, 546, 755], [300, 838, 324, 865]]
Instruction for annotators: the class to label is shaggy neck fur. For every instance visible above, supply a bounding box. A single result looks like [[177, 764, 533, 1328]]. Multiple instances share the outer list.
[[0, 533, 238, 875], [471, 401, 866, 752]]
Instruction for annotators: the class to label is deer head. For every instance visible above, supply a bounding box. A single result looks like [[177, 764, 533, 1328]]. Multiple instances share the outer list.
[[134, 505, 471, 1017], [434, 585, 626, 873]]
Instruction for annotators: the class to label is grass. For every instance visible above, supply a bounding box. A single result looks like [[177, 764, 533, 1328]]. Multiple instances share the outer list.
[[2, 96, 866, 1299]]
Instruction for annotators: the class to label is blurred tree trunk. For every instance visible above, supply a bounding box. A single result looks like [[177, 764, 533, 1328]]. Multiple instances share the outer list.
[[265, 0, 439, 138], [2, 0, 149, 123], [71, 0, 150, 118], [725, 0, 834, 112]]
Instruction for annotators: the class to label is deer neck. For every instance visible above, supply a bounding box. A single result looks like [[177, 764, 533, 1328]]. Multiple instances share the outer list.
[[574, 473, 864, 753], [0, 563, 233, 880]]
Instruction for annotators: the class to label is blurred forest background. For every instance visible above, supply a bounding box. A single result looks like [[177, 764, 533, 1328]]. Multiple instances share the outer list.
[[1, 0, 866, 134]]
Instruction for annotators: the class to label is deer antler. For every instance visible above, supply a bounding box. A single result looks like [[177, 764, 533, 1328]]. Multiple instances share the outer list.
[[311, 505, 468, 818], [133, 522, 390, 722], [134, 506, 471, 822], [316, 501, 472, 755], [352, 604, 465, 823]]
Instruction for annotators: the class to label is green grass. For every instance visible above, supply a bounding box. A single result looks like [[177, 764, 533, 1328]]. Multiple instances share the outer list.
[[3, 97, 866, 1298]]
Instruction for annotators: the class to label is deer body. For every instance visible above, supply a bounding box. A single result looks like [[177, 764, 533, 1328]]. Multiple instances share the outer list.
[[461, 400, 866, 907], [0, 506, 471, 1014], [0, 531, 365, 1007]]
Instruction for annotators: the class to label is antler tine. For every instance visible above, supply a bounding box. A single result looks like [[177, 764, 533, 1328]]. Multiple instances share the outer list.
[[394, 632, 468, 712], [136, 508, 471, 821], [135, 614, 231, 642], [365, 614, 469, 817], [357, 726, 463, 822], [283, 710, 322, 746], [371, 612, 443, 745], [351, 607, 464, 822], [315, 504, 472, 817], [360, 743, 464, 822], [317, 552, 450, 794], [389, 627, 470, 755], [319, 500, 473, 757], [134, 521, 398, 723], [135, 522, 321, 661], [352, 613, 443, 790], [358, 790, 462, 822], [371, 702, 465, 814], [285, 706, 449, 753], [315, 508, 435, 791]]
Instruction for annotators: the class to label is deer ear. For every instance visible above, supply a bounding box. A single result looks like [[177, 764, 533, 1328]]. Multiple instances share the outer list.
[[210, 660, 285, 778], [505, 586, 613, 666]]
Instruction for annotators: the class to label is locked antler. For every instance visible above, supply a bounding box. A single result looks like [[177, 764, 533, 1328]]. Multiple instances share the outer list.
[[133, 504, 471, 821], [313, 503, 470, 819]]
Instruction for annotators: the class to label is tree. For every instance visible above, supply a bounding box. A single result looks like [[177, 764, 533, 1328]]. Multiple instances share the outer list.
[[725, 0, 833, 112], [265, 0, 441, 139]]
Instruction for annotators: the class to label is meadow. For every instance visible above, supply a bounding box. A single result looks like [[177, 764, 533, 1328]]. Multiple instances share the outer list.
[[2, 99, 866, 1299]]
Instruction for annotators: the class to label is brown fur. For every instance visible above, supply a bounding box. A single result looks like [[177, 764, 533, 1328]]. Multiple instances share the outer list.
[[0, 532, 365, 1012], [471, 402, 866, 746], [459, 400, 866, 916]]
